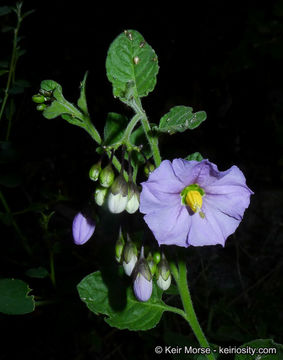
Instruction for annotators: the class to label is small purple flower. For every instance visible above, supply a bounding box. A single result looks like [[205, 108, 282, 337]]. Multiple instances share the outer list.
[[133, 273, 153, 302], [72, 212, 95, 245], [140, 159, 254, 247]]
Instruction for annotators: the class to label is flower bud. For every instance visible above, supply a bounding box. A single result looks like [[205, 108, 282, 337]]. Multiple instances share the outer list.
[[99, 164, 115, 188], [144, 162, 155, 177], [115, 227, 125, 263], [108, 174, 128, 214], [94, 185, 108, 206], [126, 183, 140, 214], [122, 238, 138, 276], [32, 94, 46, 103], [36, 104, 47, 111], [39, 89, 52, 97], [72, 212, 95, 245], [156, 254, 171, 291], [146, 252, 156, 276], [89, 161, 101, 181], [133, 248, 152, 302], [153, 251, 161, 264]]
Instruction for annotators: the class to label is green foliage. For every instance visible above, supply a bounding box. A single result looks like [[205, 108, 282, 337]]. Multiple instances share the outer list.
[[236, 339, 283, 359], [77, 71, 89, 115], [25, 267, 49, 279], [0, 278, 35, 315], [40, 80, 82, 121], [106, 30, 159, 102], [103, 112, 128, 147], [186, 152, 204, 161], [157, 106, 207, 135], [77, 270, 170, 331]]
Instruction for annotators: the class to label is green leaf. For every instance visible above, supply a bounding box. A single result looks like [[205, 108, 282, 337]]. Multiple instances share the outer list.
[[106, 30, 159, 100], [0, 278, 35, 315], [185, 152, 204, 162], [103, 112, 128, 146], [9, 79, 30, 94], [158, 106, 207, 135], [0, 170, 22, 187], [0, 6, 12, 16], [235, 339, 283, 360], [40, 79, 62, 92], [40, 80, 83, 120], [77, 71, 89, 115], [0, 69, 8, 76], [77, 270, 169, 331], [25, 267, 49, 279]]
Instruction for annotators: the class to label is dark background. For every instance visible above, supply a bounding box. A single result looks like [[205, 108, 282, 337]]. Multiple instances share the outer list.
[[1, 1, 283, 359]]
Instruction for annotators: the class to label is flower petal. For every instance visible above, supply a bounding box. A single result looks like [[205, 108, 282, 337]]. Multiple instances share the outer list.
[[204, 165, 253, 220], [145, 160, 184, 193], [72, 212, 95, 245], [144, 205, 191, 247], [188, 203, 240, 246], [140, 182, 180, 213]]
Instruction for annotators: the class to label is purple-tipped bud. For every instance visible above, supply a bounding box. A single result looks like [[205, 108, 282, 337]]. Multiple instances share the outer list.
[[133, 247, 153, 302], [156, 254, 171, 291], [126, 183, 140, 214], [72, 212, 95, 245], [108, 174, 128, 214], [122, 237, 138, 276], [133, 271, 153, 302]]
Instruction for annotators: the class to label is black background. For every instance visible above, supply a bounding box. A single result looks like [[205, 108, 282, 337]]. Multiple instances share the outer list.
[[1, 1, 283, 359]]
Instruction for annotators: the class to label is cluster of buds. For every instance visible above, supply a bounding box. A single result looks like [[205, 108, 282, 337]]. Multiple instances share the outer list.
[[32, 89, 53, 111], [90, 159, 140, 214], [115, 229, 171, 302]]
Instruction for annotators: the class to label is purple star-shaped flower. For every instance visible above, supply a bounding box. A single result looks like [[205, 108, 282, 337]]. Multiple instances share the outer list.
[[139, 159, 253, 247]]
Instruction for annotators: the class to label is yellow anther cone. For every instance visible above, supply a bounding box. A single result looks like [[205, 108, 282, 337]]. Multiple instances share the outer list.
[[185, 190, 203, 213]]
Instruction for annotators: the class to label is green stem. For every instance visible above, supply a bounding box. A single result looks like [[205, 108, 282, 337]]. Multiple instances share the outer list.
[[0, 11, 21, 129], [171, 259, 215, 360], [0, 190, 32, 255], [49, 249, 56, 287], [123, 113, 140, 147], [130, 98, 162, 167], [165, 304, 186, 319]]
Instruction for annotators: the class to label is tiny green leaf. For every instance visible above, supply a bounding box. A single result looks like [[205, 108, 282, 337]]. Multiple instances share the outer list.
[[39, 80, 83, 120], [185, 152, 204, 162], [106, 30, 159, 101], [40, 79, 61, 92], [0, 278, 35, 315], [158, 106, 207, 134], [77, 270, 171, 331], [77, 71, 89, 115], [235, 339, 283, 360]]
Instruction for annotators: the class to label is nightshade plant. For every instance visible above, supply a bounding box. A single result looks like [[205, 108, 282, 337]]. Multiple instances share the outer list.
[[32, 30, 258, 359]]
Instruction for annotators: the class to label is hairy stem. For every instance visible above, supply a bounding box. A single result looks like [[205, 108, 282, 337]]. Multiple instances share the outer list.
[[130, 98, 162, 167], [171, 259, 215, 360]]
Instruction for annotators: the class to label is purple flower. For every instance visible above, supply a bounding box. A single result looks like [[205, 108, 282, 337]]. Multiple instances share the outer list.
[[140, 159, 253, 247], [72, 212, 95, 245]]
